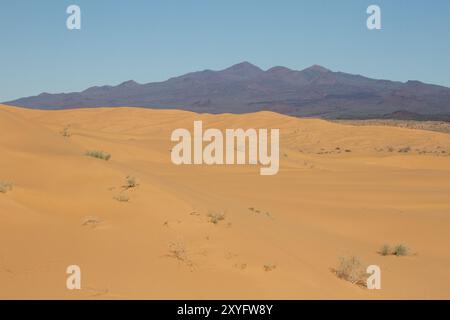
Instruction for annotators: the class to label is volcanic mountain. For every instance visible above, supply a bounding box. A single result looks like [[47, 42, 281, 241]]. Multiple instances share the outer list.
[[6, 62, 450, 120]]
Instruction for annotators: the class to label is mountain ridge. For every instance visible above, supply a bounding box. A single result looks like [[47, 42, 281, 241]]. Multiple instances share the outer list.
[[5, 62, 450, 120]]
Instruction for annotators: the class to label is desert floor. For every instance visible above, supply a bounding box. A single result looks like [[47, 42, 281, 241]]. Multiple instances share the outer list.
[[1, 104, 450, 299]]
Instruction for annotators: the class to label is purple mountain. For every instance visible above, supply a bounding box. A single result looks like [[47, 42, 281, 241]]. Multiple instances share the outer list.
[[5, 62, 450, 120]]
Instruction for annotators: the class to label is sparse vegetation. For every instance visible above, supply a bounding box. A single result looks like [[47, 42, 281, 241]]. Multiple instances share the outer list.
[[0, 181, 13, 194], [263, 264, 277, 272], [380, 244, 391, 256], [123, 175, 138, 189], [168, 242, 193, 267], [334, 256, 367, 286], [60, 125, 71, 137], [378, 243, 410, 257], [85, 150, 111, 161], [398, 146, 411, 153], [234, 263, 248, 270], [207, 211, 226, 224], [393, 244, 409, 256], [168, 242, 187, 261], [248, 207, 274, 219]]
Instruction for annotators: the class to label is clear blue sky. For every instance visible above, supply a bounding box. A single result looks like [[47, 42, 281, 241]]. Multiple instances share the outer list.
[[1, 0, 449, 101]]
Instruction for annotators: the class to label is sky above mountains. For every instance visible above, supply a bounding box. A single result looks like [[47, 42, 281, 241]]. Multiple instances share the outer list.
[[1, 0, 450, 101]]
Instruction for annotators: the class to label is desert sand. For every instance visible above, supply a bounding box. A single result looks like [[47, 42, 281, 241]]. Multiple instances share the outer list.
[[1, 103, 450, 299]]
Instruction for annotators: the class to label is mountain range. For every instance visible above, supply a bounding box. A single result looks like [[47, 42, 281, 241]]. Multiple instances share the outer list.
[[5, 62, 450, 120]]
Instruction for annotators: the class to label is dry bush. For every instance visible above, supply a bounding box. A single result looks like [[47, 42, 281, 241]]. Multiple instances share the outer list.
[[123, 176, 138, 189], [335, 256, 367, 286], [263, 264, 277, 272], [207, 211, 226, 225], [393, 244, 409, 256], [379, 243, 410, 257], [85, 150, 111, 161], [398, 147, 411, 153], [379, 244, 391, 256], [0, 181, 13, 194], [60, 126, 71, 137], [168, 242, 193, 267]]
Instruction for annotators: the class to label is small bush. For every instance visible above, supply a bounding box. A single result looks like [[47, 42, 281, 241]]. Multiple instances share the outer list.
[[168, 242, 194, 267], [124, 176, 137, 189], [335, 256, 367, 285], [207, 211, 226, 224], [0, 181, 13, 193], [379, 243, 410, 257], [169, 242, 187, 261], [380, 244, 391, 256], [60, 126, 71, 137], [393, 244, 409, 256], [85, 150, 111, 161], [263, 264, 277, 272]]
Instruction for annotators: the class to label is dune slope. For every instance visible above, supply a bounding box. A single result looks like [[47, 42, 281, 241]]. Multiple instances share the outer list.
[[1, 104, 450, 299]]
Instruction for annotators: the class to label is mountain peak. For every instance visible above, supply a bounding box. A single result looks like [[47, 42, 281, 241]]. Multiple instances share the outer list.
[[222, 62, 263, 76], [118, 80, 140, 87], [266, 66, 293, 73], [303, 64, 331, 73]]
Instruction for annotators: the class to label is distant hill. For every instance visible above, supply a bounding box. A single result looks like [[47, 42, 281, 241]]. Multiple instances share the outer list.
[[5, 62, 450, 120]]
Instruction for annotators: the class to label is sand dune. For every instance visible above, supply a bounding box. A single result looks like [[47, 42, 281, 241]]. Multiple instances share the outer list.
[[1, 104, 450, 299]]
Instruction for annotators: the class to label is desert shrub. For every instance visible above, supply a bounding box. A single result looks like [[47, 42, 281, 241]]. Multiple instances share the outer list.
[[207, 211, 226, 224], [85, 150, 111, 161], [124, 176, 137, 189], [380, 244, 391, 256], [168, 242, 187, 261], [60, 126, 71, 137], [0, 181, 13, 193], [398, 147, 411, 153], [393, 244, 409, 256], [379, 243, 410, 257], [263, 264, 277, 272], [335, 256, 367, 285], [168, 242, 194, 267]]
